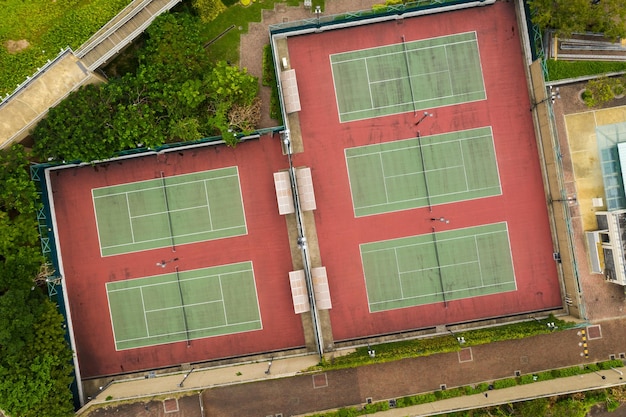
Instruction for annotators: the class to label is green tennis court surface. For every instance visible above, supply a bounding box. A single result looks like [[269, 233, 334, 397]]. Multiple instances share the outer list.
[[106, 261, 261, 350], [346, 126, 500, 217], [92, 167, 246, 256], [361, 223, 515, 312], [331, 31, 485, 122]]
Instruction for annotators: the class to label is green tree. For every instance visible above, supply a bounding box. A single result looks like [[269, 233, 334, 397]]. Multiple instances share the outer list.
[[529, 0, 626, 40], [138, 13, 210, 84], [516, 397, 549, 417], [0, 145, 41, 261], [205, 61, 259, 145], [0, 145, 74, 417], [0, 256, 74, 417]]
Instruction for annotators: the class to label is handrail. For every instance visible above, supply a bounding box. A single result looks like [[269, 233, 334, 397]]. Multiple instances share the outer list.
[[74, 0, 153, 58], [0, 47, 72, 107]]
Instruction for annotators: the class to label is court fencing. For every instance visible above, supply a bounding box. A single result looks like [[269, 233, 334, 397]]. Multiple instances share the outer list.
[[269, 0, 495, 35]]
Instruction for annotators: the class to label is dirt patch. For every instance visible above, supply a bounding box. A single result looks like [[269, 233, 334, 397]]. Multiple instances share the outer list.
[[4, 39, 30, 53]]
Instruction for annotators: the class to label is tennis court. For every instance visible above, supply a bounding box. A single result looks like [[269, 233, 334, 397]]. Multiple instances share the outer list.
[[330, 31, 485, 122], [106, 261, 261, 350], [361, 222, 516, 312], [345, 126, 501, 217], [92, 167, 246, 256]]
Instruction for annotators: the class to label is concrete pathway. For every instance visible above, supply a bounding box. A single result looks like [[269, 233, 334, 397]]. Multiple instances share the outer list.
[[356, 368, 626, 417], [85, 354, 319, 404]]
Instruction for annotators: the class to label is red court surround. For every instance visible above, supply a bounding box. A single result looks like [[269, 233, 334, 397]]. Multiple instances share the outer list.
[[286, 0, 561, 341], [48, 0, 561, 378]]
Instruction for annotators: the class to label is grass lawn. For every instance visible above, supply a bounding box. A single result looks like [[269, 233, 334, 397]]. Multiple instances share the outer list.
[[0, 0, 131, 97]]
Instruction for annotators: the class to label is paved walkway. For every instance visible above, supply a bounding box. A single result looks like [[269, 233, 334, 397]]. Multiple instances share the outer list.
[[84, 354, 319, 404], [358, 368, 626, 417], [81, 318, 626, 416]]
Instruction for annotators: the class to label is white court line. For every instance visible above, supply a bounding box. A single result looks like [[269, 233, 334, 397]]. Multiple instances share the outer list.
[[218, 274, 228, 325], [92, 189, 106, 258], [140, 287, 150, 337], [107, 268, 254, 292], [363, 58, 375, 108], [394, 248, 404, 299], [125, 193, 136, 243], [129, 203, 211, 219], [234, 166, 248, 236], [379, 153, 390, 203], [383, 163, 465, 179], [368, 69, 451, 85], [330, 38, 476, 65], [355, 184, 499, 210], [369, 281, 515, 306], [345, 129, 492, 157], [459, 141, 470, 192], [145, 299, 223, 313], [203, 180, 214, 231], [101, 224, 245, 250], [116, 319, 262, 344], [361, 229, 507, 254], [398, 259, 479, 275], [105, 284, 121, 349], [92, 174, 239, 199], [443, 44, 454, 95], [113, 263, 262, 345], [475, 235, 485, 286], [339, 88, 486, 117]]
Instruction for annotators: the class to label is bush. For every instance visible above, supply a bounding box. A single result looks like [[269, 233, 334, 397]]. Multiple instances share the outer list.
[[547, 60, 626, 81], [493, 378, 517, 389]]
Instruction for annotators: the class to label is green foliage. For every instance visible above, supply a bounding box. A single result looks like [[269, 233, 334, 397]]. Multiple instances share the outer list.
[[492, 378, 517, 389], [193, 0, 227, 23], [0, 145, 41, 262], [206, 60, 258, 105], [0, 254, 74, 416], [139, 13, 211, 84], [32, 11, 260, 161], [0, 0, 131, 97], [313, 315, 572, 372], [516, 397, 549, 417], [549, 397, 587, 417], [205, 60, 259, 146], [41, 1, 134, 51], [263, 44, 282, 121], [584, 76, 618, 107], [0, 144, 39, 215], [546, 60, 626, 81], [528, 0, 626, 40], [579, 75, 626, 107], [169, 117, 203, 142]]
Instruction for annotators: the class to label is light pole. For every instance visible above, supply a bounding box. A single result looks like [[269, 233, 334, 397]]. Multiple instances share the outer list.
[[530, 86, 560, 111], [415, 111, 433, 127], [156, 257, 179, 268], [431, 217, 449, 224], [447, 328, 465, 345]]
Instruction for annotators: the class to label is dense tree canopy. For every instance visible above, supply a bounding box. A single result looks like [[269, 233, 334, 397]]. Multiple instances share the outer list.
[[32, 12, 259, 163], [0, 144, 74, 417], [529, 0, 626, 40]]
